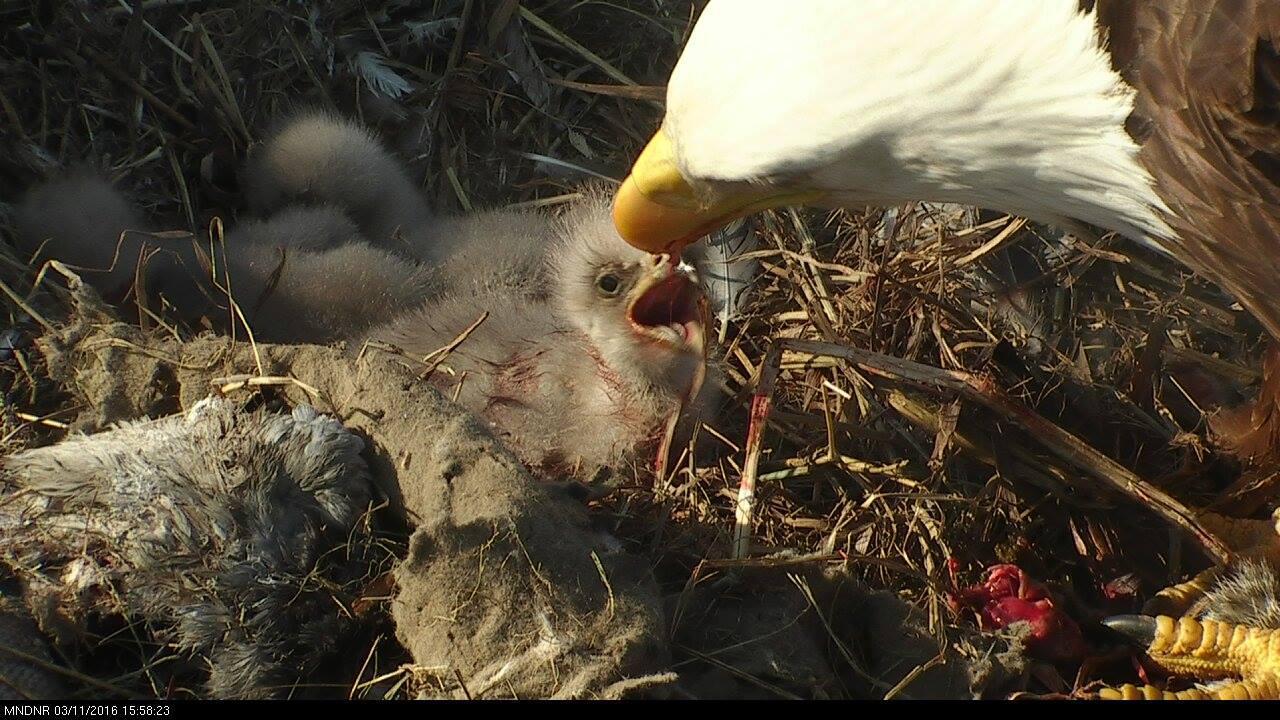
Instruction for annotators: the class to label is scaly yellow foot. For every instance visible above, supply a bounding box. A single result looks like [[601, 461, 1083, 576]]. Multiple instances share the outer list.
[[1098, 615, 1280, 699]]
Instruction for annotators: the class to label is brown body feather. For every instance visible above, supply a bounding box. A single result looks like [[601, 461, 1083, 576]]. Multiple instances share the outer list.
[[1098, 0, 1280, 336], [1095, 1, 1280, 462]]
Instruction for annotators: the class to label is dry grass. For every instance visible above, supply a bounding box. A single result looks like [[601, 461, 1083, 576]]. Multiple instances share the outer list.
[[0, 0, 1273, 699]]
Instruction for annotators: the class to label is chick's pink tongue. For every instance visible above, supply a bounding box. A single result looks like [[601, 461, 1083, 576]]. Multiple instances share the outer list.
[[630, 275, 702, 333]]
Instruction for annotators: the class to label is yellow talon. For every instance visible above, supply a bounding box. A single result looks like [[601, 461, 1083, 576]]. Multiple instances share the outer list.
[[1098, 679, 1280, 700], [1146, 568, 1225, 617], [1098, 683, 1209, 700], [1099, 454, 1280, 699], [1099, 614, 1280, 699]]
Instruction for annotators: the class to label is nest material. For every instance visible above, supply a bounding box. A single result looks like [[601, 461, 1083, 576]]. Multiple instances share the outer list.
[[668, 560, 1029, 700], [0, 593, 65, 700]]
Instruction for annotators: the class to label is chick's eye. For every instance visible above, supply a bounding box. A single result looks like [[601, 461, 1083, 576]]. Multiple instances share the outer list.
[[596, 273, 622, 296]]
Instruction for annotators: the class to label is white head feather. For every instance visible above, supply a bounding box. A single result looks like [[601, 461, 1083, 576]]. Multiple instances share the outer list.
[[665, 0, 1174, 246]]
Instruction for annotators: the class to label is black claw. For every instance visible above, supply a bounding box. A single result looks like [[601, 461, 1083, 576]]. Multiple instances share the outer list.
[[1104, 614, 1158, 646]]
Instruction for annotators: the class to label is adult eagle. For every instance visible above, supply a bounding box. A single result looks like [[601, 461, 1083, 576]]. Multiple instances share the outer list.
[[612, 0, 1280, 699]]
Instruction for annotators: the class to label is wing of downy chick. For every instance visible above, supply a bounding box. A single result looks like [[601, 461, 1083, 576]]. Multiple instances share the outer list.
[[421, 210, 554, 299], [14, 172, 208, 312], [243, 111, 433, 251], [362, 191, 712, 482]]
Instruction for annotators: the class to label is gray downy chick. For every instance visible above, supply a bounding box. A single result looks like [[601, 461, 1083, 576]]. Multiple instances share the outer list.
[[13, 171, 201, 309], [218, 205, 431, 343], [241, 112, 714, 479], [15, 174, 428, 344], [365, 189, 711, 481]]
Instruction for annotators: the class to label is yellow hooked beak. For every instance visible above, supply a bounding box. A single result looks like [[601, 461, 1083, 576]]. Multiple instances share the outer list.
[[612, 127, 825, 255]]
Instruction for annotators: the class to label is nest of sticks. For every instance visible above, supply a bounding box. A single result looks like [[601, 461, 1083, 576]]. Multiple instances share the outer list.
[[0, 0, 1270, 698]]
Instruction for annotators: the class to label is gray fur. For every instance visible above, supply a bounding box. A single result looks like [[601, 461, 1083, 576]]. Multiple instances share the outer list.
[[0, 397, 374, 698]]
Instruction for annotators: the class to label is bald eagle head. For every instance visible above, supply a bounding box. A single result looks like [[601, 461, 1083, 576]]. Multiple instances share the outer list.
[[613, 0, 1173, 256]]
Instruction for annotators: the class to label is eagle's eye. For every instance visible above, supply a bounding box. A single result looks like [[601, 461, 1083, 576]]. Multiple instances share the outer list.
[[596, 272, 622, 297]]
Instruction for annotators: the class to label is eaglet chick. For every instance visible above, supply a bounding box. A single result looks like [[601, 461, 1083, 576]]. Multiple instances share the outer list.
[[15, 112, 713, 481]]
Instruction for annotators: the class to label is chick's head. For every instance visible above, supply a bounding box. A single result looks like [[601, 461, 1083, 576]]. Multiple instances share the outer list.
[[551, 191, 709, 400]]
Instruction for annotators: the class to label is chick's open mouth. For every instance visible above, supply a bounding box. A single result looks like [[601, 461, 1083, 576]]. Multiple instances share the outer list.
[[627, 273, 705, 348]]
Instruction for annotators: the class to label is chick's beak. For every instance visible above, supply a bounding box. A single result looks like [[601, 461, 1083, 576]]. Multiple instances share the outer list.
[[626, 254, 708, 357], [612, 127, 825, 255]]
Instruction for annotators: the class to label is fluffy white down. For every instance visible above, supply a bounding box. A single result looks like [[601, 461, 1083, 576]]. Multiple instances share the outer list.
[[665, 0, 1174, 246]]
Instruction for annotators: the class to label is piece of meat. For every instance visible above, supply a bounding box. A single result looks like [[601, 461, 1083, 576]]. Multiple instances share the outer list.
[[949, 563, 1087, 664]]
